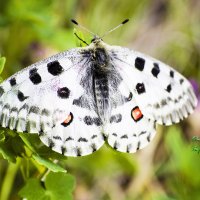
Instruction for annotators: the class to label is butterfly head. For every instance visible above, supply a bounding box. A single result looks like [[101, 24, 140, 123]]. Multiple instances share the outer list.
[[91, 36, 103, 44]]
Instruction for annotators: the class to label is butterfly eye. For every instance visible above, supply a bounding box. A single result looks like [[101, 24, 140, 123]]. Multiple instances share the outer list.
[[61, 112, 73, 127], [131, 107, 143, 122]]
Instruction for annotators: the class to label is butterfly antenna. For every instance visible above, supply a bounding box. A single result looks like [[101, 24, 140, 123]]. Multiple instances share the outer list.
[[100, 19, 129, 39], [71, 19, 96, 37], [74, 32, 89, 45]]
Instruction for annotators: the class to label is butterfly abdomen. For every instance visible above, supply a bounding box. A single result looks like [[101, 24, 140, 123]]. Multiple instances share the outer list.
[[93, 75, 109, 121], [86, 47, 109, 121]]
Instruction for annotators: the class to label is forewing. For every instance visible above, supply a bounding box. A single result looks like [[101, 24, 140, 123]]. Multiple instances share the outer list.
[[0, 48, 85, 132], [108, 46, 197, 125]]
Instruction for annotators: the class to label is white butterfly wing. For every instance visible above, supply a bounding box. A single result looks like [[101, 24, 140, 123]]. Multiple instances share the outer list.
[[40, 105, 104, 157], [0, 48, 106, 156], [0, 49, 83, 132], [104, 81, 156, 153], [108, 46, 197, 125]]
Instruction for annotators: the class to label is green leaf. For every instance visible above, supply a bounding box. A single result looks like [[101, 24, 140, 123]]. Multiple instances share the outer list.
[[19, 172, 76, 200], [19, 178, 46, 200], [18, 133, 67, 172], [0, 130, 25, 163], [0, 57, 6, 74], [45, 172, 75, 200], [0, 130, 5, 142], [19, 133, 38, 153], [32, 154, 66, 173], [0, 142, 17, 163], [19, 133, 67, 161]]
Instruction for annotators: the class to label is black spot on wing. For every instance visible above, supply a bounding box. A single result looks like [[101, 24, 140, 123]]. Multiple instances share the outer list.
[[47, 60, 64, 76], [9, 77, 16, 86], [91, 143, 97, 152], [178, 95, 182, 100], [78, 137, 88, 142], [121, 134, 128, 139], [112, 133, 117, 137], [110, 114, 122, 123], [57, 87, 70, 98], [147, 134, 151, 142], [65, 137, 74, 141], [10, 107, 18, 112], [39, 131, 45, 137], [166, 84, 172, 93], [113, 141, 119, 150], [83, 116, 102, 126], [137, 141, 141, 150], [48, 138, 55, 149], [180, 78, 184, 84], [151, 63, 160, 78], [136, 83, 146, 94], [125, 92, 133, 101], [139, 131, 146, 136], [61, 146, 67, 155], [41, 109, 51, 117], [17, 91, 29, 102], [84, 116, 93, 125], [0, 104, 10, 127], [167, 97, 172, 102], [91, 135, 97, 139], [76, 148, 82, 156], [29, 68, 42, 85], [161, 99, 167, 106], [19, 103, 29, 112], [93, 118, 103, 126], [154, 103, 160, 109], [135, 57, 145, 71], [170, 70, 174, 78], [126, 144, 132, 153], [53, 136, 62, 140], [103, 134, 107, 140], [29, 106, 40, 114], [0, 86, 4, 97]]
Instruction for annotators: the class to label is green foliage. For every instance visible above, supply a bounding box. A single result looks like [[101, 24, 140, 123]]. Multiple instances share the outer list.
[[19, 172, 75, 200], [0, 130, 25, 163], [0, 57, 6, 75], [156, 127, 200, 200], [192, 136, 200, 153], [0, 129, 66, 172], [0, 129, 74, 200]]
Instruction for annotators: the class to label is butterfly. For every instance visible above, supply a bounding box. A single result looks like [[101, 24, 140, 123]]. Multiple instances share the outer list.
[[0, 19, 197, 157]]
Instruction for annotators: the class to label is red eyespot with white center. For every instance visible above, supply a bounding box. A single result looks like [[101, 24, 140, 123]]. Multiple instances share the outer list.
[[131, 106, 143, 122], [61, 112, 73, 127]]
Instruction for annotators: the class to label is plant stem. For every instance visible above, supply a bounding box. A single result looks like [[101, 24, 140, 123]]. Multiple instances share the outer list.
[[0, 158, 21, 200]]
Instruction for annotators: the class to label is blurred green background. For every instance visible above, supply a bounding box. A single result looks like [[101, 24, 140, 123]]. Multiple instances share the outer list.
[[0, 0, 200, 200]]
